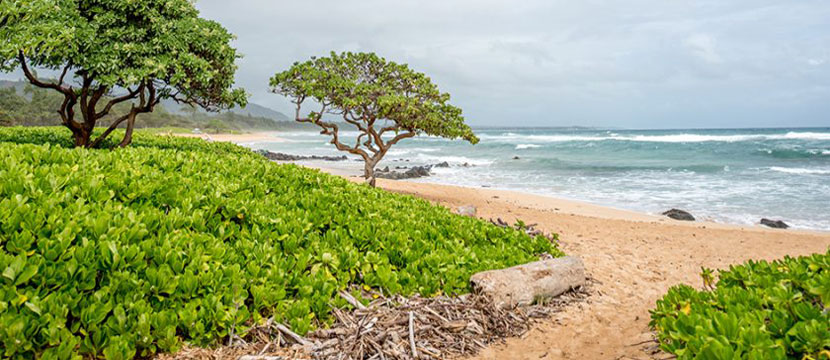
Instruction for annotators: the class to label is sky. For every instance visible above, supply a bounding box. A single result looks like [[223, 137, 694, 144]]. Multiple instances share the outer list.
[[4, 1, 829, 129], [189, 0, 830, 129]]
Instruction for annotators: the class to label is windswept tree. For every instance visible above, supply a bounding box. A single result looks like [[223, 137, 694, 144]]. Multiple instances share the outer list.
[[0, 0, 247, 147], [271, 52, 478, 186]]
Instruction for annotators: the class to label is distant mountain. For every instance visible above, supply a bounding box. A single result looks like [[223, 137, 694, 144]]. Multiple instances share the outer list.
[[161, 98, 291, 122], [0, 80, 27, 93], [0, 79, 317, 131], [2, 80, 292, 121], [232, 103, 291, 121]]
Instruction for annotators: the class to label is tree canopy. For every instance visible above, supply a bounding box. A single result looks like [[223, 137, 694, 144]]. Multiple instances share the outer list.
[[0, 0, 247, 147], [270, 52, 477, 185]]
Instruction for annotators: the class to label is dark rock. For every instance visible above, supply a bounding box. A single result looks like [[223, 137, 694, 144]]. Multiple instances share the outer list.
[[256, 150, 348, 162], [434, 161, 450, 168], [375, 165, 432, 180], [760, 218, 789, 229], [513, 156, 520, 160], [662, 209, 695, 221]]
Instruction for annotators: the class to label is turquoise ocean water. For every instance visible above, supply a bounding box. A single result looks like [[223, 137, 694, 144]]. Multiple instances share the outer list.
[[248, 127, 830, 230]]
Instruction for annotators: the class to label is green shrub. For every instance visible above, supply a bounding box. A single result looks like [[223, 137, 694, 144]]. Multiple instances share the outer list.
[[650, 251, 830, 359], [0, 127, 561, 359]]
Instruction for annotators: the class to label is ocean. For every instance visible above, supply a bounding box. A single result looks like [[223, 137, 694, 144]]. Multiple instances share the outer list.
[[247, 127, 830, 231]]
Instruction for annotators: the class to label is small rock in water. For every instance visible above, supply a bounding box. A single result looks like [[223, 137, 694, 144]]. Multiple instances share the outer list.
[[434, 161, 450, 168], [512, 156, 520, 160], [760, 218, 789, 229], [456, 205, 477, 217], [662, 209, 695, 221]]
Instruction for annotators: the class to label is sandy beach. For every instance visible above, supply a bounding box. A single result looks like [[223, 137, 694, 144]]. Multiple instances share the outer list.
[[297, 164, 828, 359], [210, 132, 830, 358], [170, 131, 287, 143]]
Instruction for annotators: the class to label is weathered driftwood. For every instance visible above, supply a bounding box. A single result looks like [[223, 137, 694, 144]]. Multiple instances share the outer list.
[[470, 256, 586, 308]]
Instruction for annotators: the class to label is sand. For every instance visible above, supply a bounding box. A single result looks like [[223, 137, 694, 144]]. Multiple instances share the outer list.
[[171, 131, 286, 143], [323, 173, 830, 359], [206, 134, 830, 359]]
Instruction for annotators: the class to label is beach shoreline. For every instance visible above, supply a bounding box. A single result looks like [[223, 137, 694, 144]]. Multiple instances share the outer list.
[[299, 159, 829, 236], [170, 131, 288, 143], [177, 131, 830, 358], [178, 130, 828, 234], [315, 163, 829, 359]]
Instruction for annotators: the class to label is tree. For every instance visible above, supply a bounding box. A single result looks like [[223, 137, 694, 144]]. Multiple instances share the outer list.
[[270, 52, 478, 186], [0, 0, 247, 147], [0, 88, 26, 126]]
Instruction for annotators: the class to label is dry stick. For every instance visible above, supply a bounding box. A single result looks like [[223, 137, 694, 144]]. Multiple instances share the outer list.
[[408, 311, 418, 359], [275, 323, 312, 347], [627, 338, 658, 347], [339, 290, 367, 310]]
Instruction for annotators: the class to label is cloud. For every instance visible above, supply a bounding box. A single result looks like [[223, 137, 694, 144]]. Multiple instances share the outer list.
[[4, 0, 829, 128], [684, 34, 723, 64]]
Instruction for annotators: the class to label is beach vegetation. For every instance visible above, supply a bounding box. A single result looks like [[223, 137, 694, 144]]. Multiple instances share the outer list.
[[650, 251, 830, 359], [0, 0, 247, 148], [0, 126, 559, 358], [270, 52, 478, 186]]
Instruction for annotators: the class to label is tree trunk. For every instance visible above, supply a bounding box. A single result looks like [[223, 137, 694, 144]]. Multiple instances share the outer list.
[[70, 125, 91, 148], [364, 159, 377, 187], [118, 111, 138, 148]]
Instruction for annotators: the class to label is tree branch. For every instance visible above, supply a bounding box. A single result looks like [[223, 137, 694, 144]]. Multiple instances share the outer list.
[[295, 100, 371, 161], [88, 112, 131, 148], [95, 86, 139, 118], [18, 52, 71, 95]]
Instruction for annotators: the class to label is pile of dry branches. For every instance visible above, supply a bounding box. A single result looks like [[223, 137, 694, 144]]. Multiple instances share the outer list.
[[308, 288, 587, 360]]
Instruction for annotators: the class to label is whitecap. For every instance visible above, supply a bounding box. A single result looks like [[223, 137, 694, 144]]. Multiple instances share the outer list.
[[477, 131, 830, 144], [515, 144, 542, 150], [768, 167, 830, 175]]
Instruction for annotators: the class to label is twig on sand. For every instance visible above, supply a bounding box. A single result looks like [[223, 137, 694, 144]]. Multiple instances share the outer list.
[[275, 323, 312, 347], [340, 290, 367, 310], [627, 338, 658, 347], [408, 311, 418, 358]]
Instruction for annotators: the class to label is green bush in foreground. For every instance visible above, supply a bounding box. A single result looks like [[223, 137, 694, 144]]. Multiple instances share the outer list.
[[650, 251, 830, 359], [0, 127, 561, 359]]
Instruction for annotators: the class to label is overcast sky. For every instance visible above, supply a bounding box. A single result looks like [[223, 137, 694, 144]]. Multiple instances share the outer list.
[[4, 1, 829, 129], [190, 0, 830, 129]]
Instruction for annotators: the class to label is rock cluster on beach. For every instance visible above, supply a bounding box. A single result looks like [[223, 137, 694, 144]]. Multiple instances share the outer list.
[[375, 165, 432, 179], [255, 149, 348, 162], [375, 161, 453, 180]]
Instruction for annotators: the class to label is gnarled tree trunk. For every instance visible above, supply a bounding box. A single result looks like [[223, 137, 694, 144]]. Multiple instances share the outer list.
[[18, 52, 156, 149], [363, 159, 378, 187]]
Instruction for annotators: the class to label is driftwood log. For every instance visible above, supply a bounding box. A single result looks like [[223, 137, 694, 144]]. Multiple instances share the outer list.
[[470, 256, 586, 308]]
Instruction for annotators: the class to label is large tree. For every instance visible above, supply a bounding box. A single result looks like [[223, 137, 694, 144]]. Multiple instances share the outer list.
[[0, 0, 247, 147], [271, 52, 478, 186]]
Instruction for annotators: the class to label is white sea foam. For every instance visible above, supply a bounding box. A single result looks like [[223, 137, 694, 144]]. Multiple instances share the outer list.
[[768, 167, 830, 175], [478, 131, 830, 144], [411, 154, 493, 166], [386, 147, 441, 156], [515, 144, 542, 150]]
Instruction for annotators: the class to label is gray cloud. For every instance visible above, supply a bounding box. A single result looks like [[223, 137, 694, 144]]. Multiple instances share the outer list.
[[7, 1, 830, 128]]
